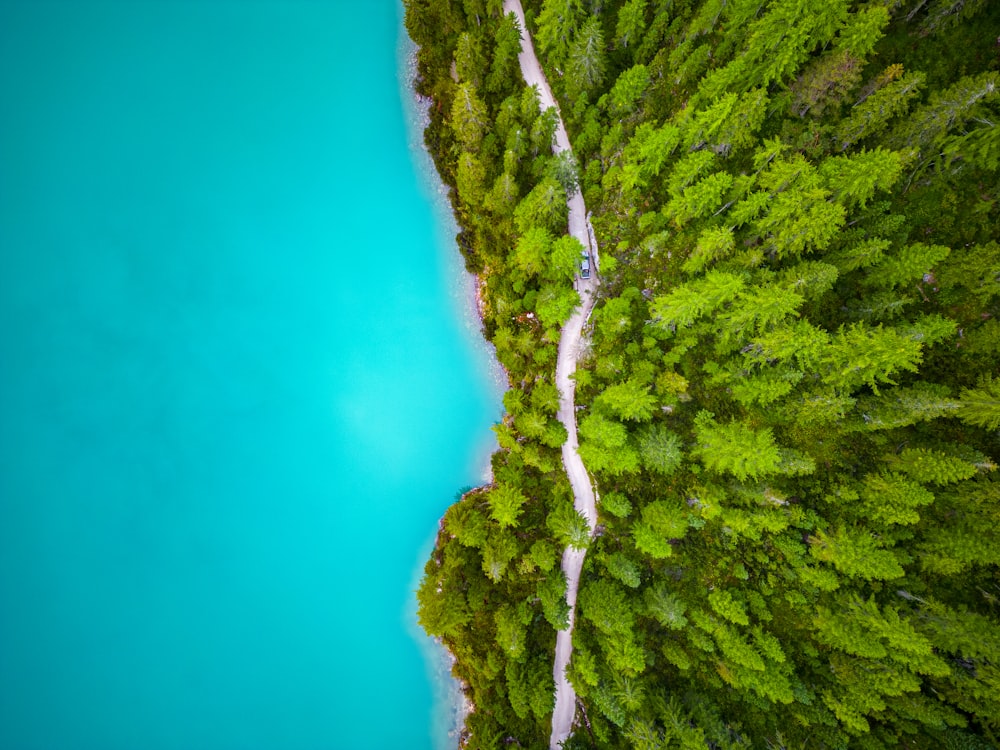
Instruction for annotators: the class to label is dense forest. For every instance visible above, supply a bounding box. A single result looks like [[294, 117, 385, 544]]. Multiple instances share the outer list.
[[405, 0, 1000, 747]]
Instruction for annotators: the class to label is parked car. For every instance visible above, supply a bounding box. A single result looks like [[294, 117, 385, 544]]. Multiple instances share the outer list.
[[581, 252, 591, 279]]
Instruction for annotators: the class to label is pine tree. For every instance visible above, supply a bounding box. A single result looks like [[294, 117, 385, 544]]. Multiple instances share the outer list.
[[579, 578, 635, 637], [566, 17, 607, 100], [481, 528, 519, 582], [615, 0, 648, 49], [607, 64, 651, 115], [790, 50, 863, 118], [834, 4, 890, 58], [868, 242, 951, 289], [858, 471, 936, 526], [547, 498, 591, 550], [890, 447, 980, 485], [650, 270, 745, 330], [836, 70, 925, 151], [513, 177, 567, 233], [717, 283, 805, 343], [702, 0, 849, 97], [535, 0, 583, 68], [666, 170, 734, 225], [692, 410, 783, 481], [684, 88, 769, 155], [606, 552, 642, 588], [891, 71, 999, 150], [488, 483, 529, 528], [595, 378, 658, 421], [537, 569, 571, 629], [809, 526, 905, 580], [451, 82, 490, 152], [643, 583, 688, 630], [456, 151, 487, 206], [754, 154, 847, 258], [821, 323, 924, 391], [637, 424, 684, 475], [513, 225, 552, 276], [579, 412, 641, 475], [819, 148, 903, 209], [957, 375, 1000, 430], [916, 0, 993, 33], [535, 283, 580, 327], [494, 602, 531, 660], [939, 115, 1000, 172], [455, 31, 487, 87], [854, 381, 961, 431], [487, 12, 524, 95]]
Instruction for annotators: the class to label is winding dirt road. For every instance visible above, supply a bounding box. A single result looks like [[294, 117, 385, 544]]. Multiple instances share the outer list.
[[502, 2, 599, 746]]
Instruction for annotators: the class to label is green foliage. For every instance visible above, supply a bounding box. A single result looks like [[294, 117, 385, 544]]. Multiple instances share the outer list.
[[708, 589, 749, 626], [595, 378, 657, 421], [536, 0, 582, 67], [685, 89, 769, 155], [836, 70, 925, 150], [607, 64, 650, 114], [566, 17, 607, 100], [637, 424, 683, 475], [858, 472, 936, 526], [819, 148, 903, 209], [822, 323, 924, 390], [810, 526, 905, 581], [600, 491, 633, 518], [692, 411, 783, 481], [891, 447, 980, 485], [644, 583, 688, 630], [488, 483, 529, 528], [957, 375, 1000, 430], [579, 412, 641, 475], [547, 498, 591, 550], [538, 569, 571, 629], [633, 499, 688, 559], [835, 5, 890, 58], [891, 71, 999, 151], [580, 578, 632, 635], [615, 0, 648, 49], [451, 82, 489, 152], [495, 602, 531, 660], [514, 177, 567, 234], [650, 270, 745, 330], [871, 242, 951, 288], [535, 284, 580, 327], [606, 552, 642, 588], [754, 154, 847, 258], [408, 0, 1000, 744]]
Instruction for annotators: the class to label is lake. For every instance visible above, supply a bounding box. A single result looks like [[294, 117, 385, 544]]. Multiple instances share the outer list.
[[0, 1, 501, 748]]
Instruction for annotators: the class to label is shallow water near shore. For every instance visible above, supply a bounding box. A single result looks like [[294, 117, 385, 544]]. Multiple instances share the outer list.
[[0, 2, 500, 748]]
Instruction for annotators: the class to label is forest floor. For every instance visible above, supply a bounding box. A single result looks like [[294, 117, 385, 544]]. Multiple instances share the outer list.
[[502, 1, 600, 746]]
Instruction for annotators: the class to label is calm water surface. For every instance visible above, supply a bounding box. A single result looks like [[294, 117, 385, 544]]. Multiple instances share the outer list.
[[0, 1, 500, 748]]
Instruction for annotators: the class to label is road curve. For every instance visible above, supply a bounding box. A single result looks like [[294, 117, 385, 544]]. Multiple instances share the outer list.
[[502, 2, 599, 747]]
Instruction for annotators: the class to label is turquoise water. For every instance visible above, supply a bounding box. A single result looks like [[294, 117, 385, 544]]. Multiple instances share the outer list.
[[0, 2, 500, 748]]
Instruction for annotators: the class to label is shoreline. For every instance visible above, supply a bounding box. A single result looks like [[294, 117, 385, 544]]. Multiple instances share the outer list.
[[398, 27, 505, 749]]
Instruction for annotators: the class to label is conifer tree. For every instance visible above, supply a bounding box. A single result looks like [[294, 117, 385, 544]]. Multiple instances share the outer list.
[[891, 71, 999, 150], [451, 82, 490, 152], [408, 0, 1000, 743], [957, 375, 1000, 430], [836, 70, 925, 150], [691, 411, 784, 481], [615, 0, 648, 49], [566, 17, 607, 100], [535, 0, 583, 68], [595, 378, 658, 421], [890, 447, 980, 485]]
